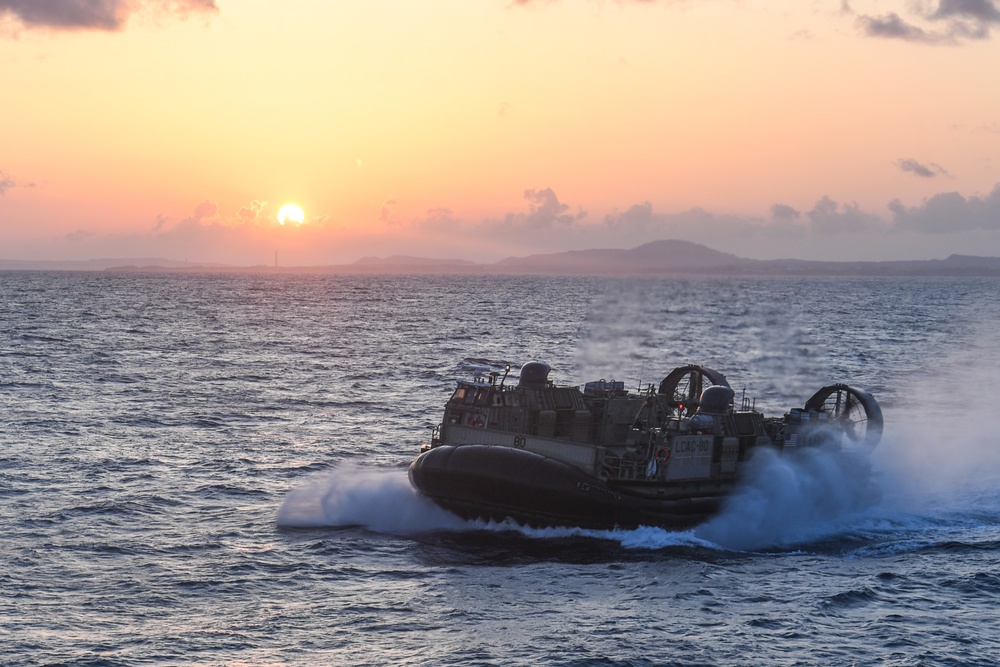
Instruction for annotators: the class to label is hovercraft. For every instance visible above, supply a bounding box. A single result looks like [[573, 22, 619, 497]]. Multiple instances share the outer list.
[[408, 361, 882, 530]]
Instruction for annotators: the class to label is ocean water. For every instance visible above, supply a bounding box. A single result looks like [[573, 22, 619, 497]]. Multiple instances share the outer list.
[[3, 271, 1000, 666]]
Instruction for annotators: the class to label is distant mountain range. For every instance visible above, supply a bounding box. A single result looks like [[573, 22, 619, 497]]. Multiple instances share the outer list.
[[479, 240, 1000, 277], [0, 257, 217, 271], [4, 240, 1000, 276]]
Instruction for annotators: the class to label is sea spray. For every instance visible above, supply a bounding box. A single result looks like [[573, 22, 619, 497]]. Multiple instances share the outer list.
[[871, 312, 1000, 515], [873, 395, 1000, 513], [694, 445, 879, 551], [277, 465, 467, 534]]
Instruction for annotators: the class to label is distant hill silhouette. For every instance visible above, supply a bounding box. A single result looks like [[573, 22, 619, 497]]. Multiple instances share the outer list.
[[319, 241, 1000, 276], [5, 241, 1000, 276], [0, 257, 214, 271], [488, 240, 751, 274], [385, 241, 1000, 276]]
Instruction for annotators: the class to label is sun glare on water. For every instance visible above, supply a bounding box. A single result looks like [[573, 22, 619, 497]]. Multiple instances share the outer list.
[[277, 204, 305, 225]]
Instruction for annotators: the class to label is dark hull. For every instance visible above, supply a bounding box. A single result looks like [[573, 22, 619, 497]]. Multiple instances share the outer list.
[[408, 444, 727, 530]]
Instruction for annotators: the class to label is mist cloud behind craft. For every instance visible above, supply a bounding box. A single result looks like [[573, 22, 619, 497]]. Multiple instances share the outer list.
[[2, 0, 1000, 265]]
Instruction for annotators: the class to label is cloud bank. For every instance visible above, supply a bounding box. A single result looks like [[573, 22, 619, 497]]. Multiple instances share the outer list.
[[383, 180, 1000, 262], [0, 0, 217, 31], [889, 184, 1000, 232], [15, 180, 1000, 265]]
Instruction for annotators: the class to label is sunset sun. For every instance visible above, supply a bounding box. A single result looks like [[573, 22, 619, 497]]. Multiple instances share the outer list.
[[277, 204, 305, 225]]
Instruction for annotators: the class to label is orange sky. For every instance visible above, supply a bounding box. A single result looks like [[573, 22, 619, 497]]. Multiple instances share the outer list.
[[2, 0, 1000, 265]]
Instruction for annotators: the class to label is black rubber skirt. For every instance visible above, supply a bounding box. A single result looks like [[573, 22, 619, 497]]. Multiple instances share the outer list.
[[408, 444, 720, 530]]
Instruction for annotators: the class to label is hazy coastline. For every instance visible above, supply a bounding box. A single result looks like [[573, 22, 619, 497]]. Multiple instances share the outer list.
[[4, 239, 1000, 277]]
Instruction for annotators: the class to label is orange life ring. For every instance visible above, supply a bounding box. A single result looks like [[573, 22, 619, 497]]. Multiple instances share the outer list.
[[655, 447, 670, 463]]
